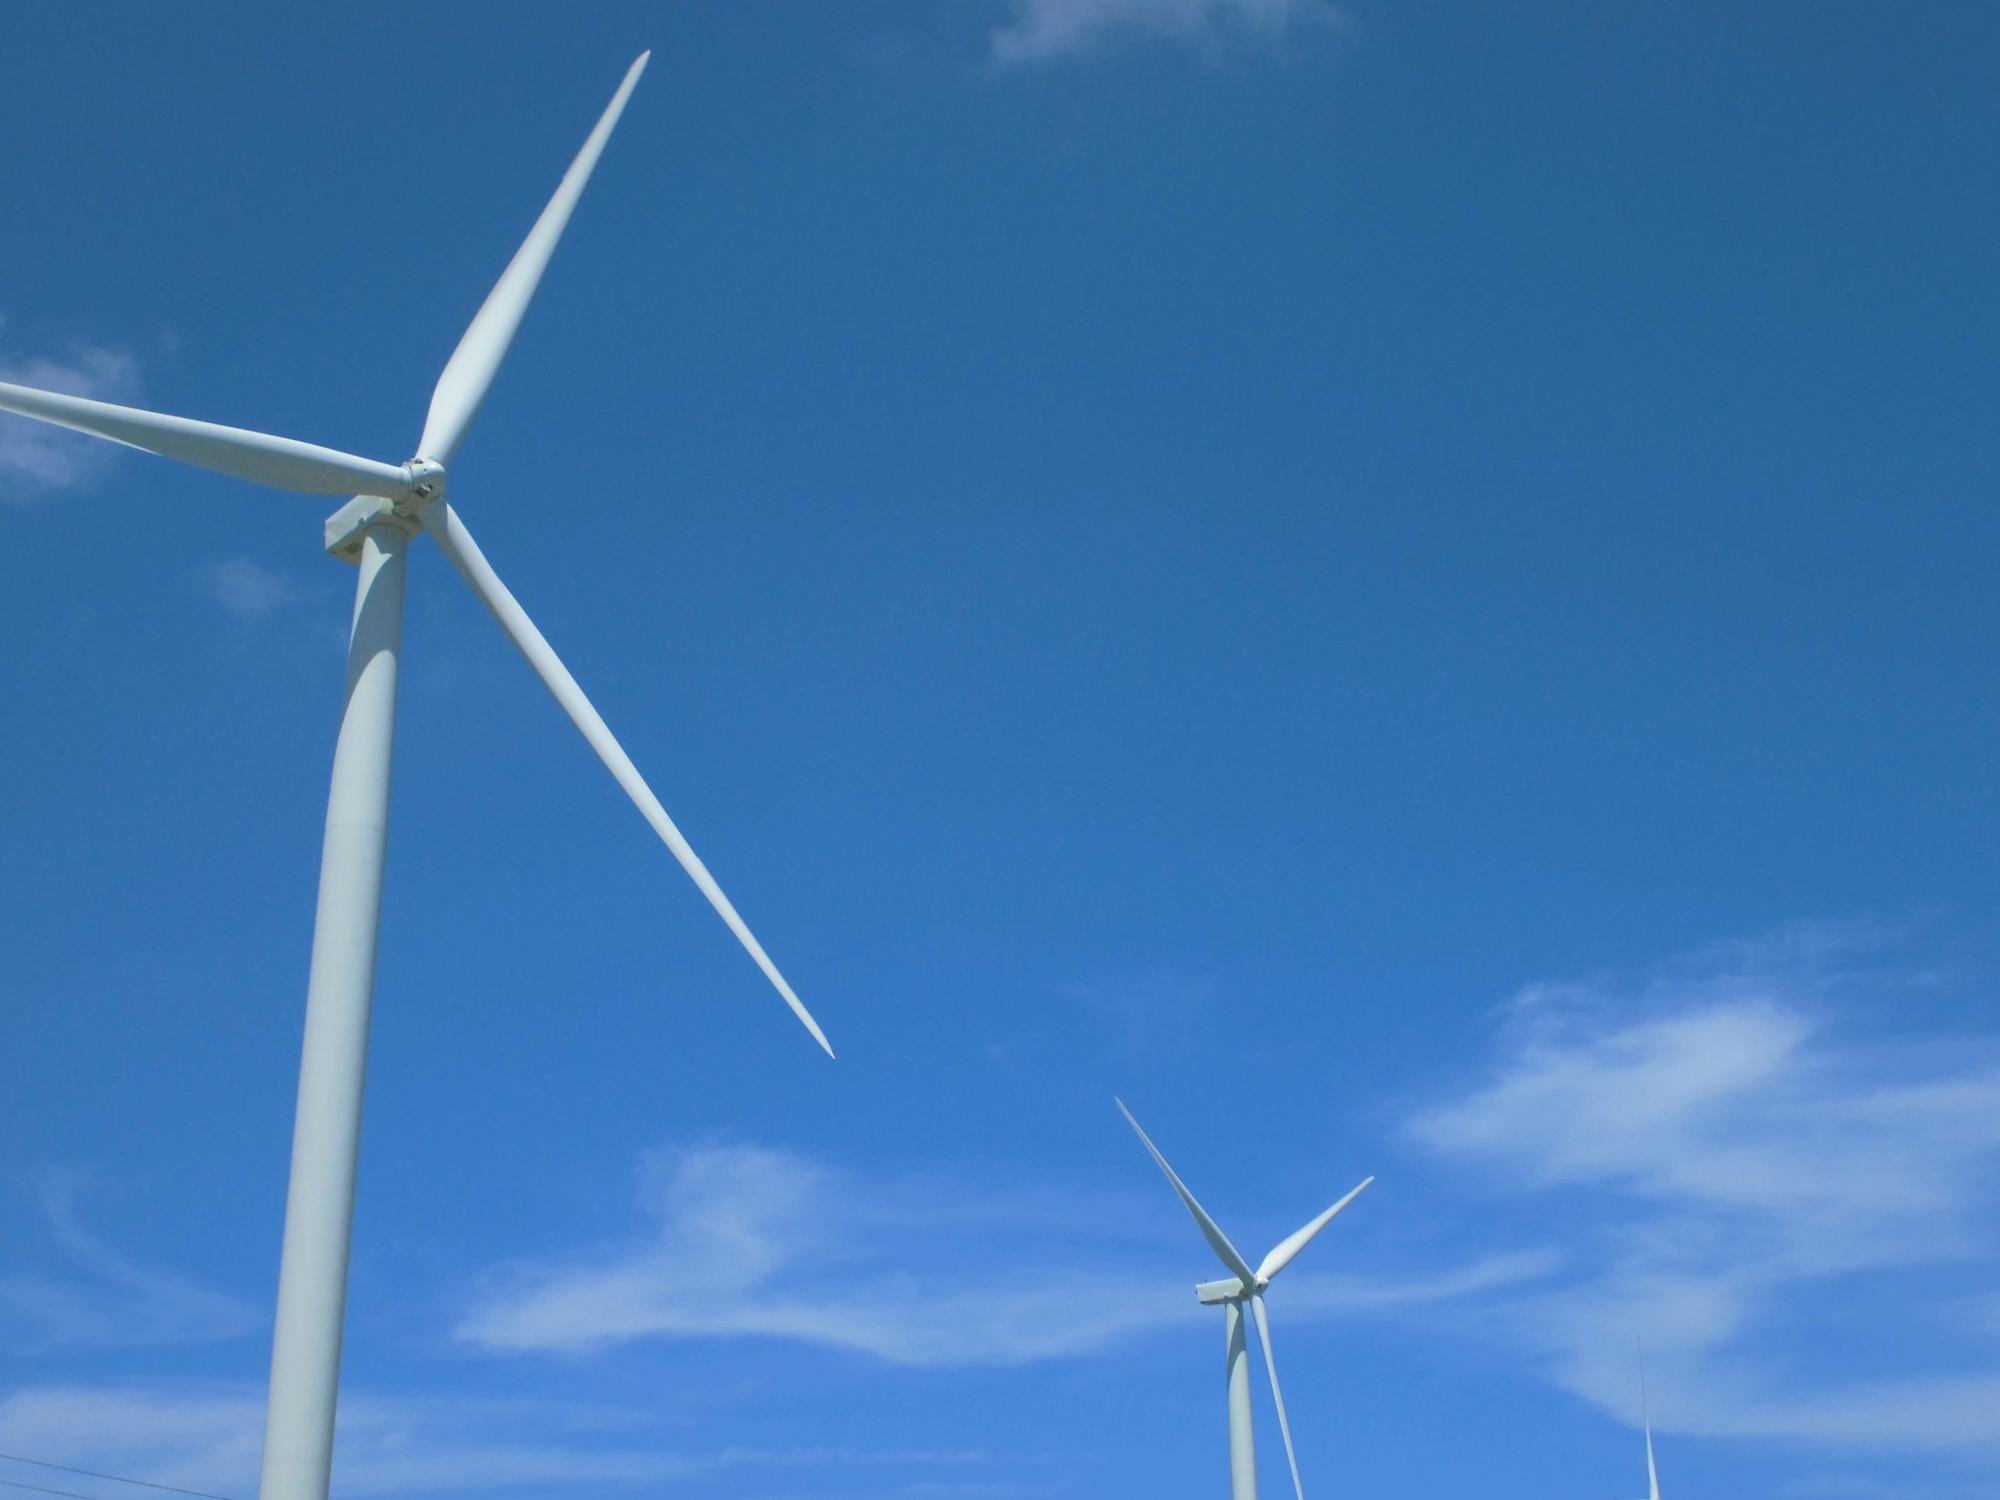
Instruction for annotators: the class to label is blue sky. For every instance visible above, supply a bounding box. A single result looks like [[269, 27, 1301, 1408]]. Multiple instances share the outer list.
[[2, 3, 1997, 1498]]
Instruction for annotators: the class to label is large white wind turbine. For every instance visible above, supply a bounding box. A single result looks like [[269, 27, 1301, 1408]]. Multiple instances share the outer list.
[[0, 54, 833, 1500], [1117, 1099, 1373, 1500]]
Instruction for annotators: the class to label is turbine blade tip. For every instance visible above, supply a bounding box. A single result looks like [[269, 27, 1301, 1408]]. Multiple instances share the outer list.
[[784, 999, 834, 1058]]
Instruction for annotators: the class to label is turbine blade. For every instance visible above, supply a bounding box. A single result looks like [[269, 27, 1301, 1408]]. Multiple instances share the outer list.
[[417, 52, 650, 464], [1256, 1176, 1374, 1282], [0, 379, 411, 498], [1641, 1351, 1660, 1500], [1114, 1099, 1259, 1288], [420, 498, 833, 1057], [1250, 1294, 1305, 1500]]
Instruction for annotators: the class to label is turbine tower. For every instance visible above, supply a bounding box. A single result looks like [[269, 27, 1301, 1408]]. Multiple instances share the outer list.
[[0, 55, 833, 1500], [1117, 1099, 1373, 1500]]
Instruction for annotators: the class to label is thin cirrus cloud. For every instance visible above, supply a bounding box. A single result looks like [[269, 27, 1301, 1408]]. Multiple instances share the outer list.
[[1064, 969, 1215, 1057], [0, 324, 141, 501], [1401, 925, 2000, 1457], [991, 0, 1345, 65], [453, 1139, 1538, 1366], [0, 1171, 260, 1354], [199, 556, 316, 618]]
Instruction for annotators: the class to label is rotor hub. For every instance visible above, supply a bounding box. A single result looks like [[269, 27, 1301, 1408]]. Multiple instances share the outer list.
[[402, 457, 447, 504]]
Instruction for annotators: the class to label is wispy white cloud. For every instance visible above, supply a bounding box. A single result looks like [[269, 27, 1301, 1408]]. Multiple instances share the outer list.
[[0, 322, 141, 500], [1279, 1248, 1565, 1318], [1403, 928, 2000, 1457], [0, 1383, 1008, 1499], [457, 1142, 1169, 1365], [456, 1140, 1528, 1367], [1064, 969, 1212, 1057], [1778, 1476, 2000, 1500], [991, 0, 1345, 65], [199, 556, 315, 618], [0, 1172, 260, 1353]]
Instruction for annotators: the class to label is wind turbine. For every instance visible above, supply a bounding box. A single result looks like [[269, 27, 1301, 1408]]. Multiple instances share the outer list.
[[0, 54, 833, 1500], [1634, 1365, 1664, 1500], [1117, 1099, 1373, 1500]]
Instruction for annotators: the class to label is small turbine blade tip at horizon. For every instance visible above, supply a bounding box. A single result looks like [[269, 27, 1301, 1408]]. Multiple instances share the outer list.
[[420, 501, 835, 1060]]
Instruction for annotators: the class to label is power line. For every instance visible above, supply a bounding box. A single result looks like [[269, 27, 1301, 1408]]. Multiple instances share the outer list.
[[0, 1455, 238, 1500], [1, 1479, 124, 1500]]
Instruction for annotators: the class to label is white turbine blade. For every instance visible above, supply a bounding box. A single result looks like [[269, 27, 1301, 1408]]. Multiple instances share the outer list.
[[1641, 1361, 1661, 1500], [1256, 1175, 1374, 1282], [417, 52, 650, 464], [1114, 1099, 1259, 1289], [0, 379, 412, 498], [420, 498, 833, 1057], [1249, 1294, 1305, 1500]]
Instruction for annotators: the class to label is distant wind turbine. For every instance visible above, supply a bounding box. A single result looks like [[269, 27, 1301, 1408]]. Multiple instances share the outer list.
[[1117, 1099, 1373, 1500], [1634, 1364, 1664, 1500], [0, 53, 834, 1500]]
